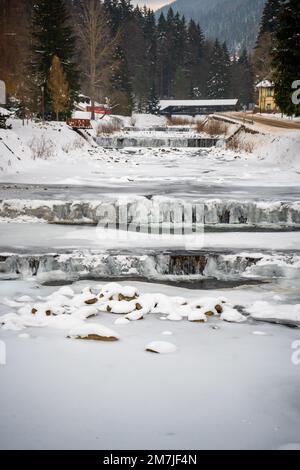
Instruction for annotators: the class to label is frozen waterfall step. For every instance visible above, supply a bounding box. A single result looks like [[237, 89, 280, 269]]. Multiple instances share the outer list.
[[0, 224, 299, 252], [96, 136, 222, 148], [1, 183, 300, 201], [0, 250, 299, 282], [122, 126, 194, 132], [1, 198, 300, 229]]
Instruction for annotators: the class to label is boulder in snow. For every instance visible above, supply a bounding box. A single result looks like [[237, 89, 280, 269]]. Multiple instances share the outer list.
[[146, 341, 177, 354], [67, 324, 119, 342]]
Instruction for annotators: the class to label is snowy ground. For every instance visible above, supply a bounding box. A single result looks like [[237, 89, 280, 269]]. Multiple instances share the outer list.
[[1, 117, 300, 191], [0, 114, 300, 450]]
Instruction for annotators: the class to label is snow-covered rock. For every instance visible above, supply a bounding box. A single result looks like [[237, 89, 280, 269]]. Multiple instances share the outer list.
[[114, 317, 130, 326], [100, 299, 136, 314], [146, 341, 177, 354], [67, 324, 119, 341], [188, 309, 208, 323], [221, 307, 247, 323]]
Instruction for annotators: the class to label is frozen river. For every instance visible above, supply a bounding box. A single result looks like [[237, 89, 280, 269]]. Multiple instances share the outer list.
[[0, 279, 300, 450]]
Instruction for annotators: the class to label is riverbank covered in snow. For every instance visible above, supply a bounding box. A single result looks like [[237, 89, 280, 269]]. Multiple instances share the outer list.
[[0, 115, 300, 190]]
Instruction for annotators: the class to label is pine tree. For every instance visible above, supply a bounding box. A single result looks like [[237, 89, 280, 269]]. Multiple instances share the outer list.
[[186, 20, 205, 96], [31, 0, 79, 116], [254, 0, 283, 81], [206, 40, 231, 98], [146, 83, 160, 115], [156, 13, 169, 97], [231, 49, 254, 107], [272, 0, 300, 116], [47, 55, 70, 121], [257, 0, 283, 39]]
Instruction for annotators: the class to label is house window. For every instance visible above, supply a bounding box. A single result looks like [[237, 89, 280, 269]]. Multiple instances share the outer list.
[[266, 103, 271, 110], [267, 88, 273, 97]]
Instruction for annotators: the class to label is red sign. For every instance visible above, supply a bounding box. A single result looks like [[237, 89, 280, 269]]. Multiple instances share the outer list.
[[66, 118, 92, 129], [87, 106, 112, 115]]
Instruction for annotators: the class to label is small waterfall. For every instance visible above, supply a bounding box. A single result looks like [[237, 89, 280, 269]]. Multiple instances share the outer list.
[[1, 198, 300, 228], [1, 251, 300, 281], [96, 136, 219, 148]]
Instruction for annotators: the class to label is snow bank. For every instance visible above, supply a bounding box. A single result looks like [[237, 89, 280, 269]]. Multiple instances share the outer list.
[[257, 132, 300, 170], [0, 119, 91, 174]]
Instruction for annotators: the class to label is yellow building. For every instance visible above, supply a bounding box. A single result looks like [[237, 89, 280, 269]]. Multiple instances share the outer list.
[[256, 80, 277, 112]]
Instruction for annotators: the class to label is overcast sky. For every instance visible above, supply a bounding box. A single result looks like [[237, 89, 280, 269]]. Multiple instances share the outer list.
[[132, 1, 173, 11]]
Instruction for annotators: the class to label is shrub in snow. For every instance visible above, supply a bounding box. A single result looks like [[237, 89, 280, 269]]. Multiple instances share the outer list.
[[146, 341, 177, 354], [62, 137, 85, 154], [96, 118, 123, 136], [67, 324, 119, 342], [29, 135, 54, 160]]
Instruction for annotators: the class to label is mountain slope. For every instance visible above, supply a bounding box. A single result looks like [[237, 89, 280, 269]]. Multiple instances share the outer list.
[[157, 0, 266, 51]]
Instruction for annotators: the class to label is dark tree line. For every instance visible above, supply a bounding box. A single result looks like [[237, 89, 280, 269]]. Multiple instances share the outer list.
[[1, 0, 255, 117]]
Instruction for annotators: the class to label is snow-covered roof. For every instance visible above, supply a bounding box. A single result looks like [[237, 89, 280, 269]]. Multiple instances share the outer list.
[[256, 80, 274, 89], [160, 99, 238, 109]]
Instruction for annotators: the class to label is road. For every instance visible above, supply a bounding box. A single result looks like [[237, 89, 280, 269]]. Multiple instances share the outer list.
[[226, 112, 300, 130]]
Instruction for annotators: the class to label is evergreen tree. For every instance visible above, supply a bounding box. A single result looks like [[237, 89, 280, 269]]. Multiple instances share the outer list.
[[146, 83, 160, 115], [156, 13, 169, 97], [257, 0, 283, 39], [186, 20, 205, 96], [31, 0, 79, 116], [47, 55, 70, 121], [231, 49, 254, 107], [254, 0, 283, 81], [272, 0, 300, 116], [206, 40, 231, 98]]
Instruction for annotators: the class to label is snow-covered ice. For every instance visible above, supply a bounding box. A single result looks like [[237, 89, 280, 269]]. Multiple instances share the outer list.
[[0, 279, 300, 450]]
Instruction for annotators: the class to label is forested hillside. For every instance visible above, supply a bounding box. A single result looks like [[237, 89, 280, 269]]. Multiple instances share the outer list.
[[157, 0, 266, 51]]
